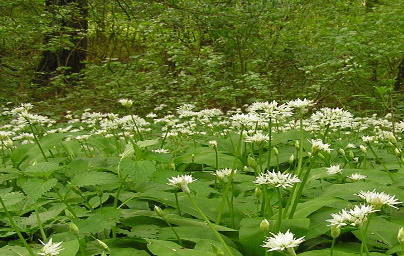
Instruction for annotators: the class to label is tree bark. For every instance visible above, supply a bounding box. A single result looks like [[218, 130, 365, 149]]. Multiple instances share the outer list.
[[394, 57, 404, 91], [33, 0, 88, 86]]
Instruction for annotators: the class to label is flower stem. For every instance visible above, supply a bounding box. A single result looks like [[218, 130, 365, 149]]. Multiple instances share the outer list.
[[276, 187, 283, 232], [0, 196, 35, 256], [187, 194, 234, 256], [174, 192, 181, 216]]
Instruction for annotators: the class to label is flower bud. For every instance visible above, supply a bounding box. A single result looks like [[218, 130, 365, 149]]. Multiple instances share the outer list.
[[394, 148, 401, 156], [330, 225, 340, 239], [154, 205, 164, 217], [255, 187, 262, 199], [211, 244, 225, 256], [289, 154, 295, 163], [359, 145, 367, 153], [273, 147, 279, 156], [318, 152, 325, 160], [398, 227, 404, 245], [96, 239, 110, 252], [69, 222, 80, 236], [169, 162, 176, 170], [348, 150, 355, 159], [247, 156, 257, 169], [294, 140, 300, 149], [6, 138, 13, 147], [191, 154, 195, 163], [260, 219, 270, 234], [70, 185, 82, 195], [64, 209, 74, 219], [388, 134, 397, 145], [338, 148, 345, 156]]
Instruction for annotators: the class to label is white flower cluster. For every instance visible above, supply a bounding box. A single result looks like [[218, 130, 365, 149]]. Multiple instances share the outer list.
[[254, 171, 300, 188], [262, 229, 305, 252]]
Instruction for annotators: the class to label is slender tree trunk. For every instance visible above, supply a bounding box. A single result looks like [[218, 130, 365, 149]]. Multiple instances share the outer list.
[[33, 0, 88, 87], [394, 57, 404, 91]]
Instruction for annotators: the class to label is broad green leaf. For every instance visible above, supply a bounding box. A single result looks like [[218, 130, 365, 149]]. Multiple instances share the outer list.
[[73, 207, 121, 235], [24, 162, 60, 178], [147, 239, 216, 256], [120, 159, 156, 187], [109, 247, 150, 256], [22, 203, 65, 227], [20, 178, 57, 202], [137, 139, 159, 148], [0, 190, 25, 211], [57, 239, 80, 256], [71, 170, 119, 187], [39, 133, 69, 151]]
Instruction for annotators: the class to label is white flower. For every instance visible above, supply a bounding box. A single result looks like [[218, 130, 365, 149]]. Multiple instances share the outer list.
[[167, 175, 197, 194], [327, 204, 378, 228], [288, 98, 314, 114], [119, 99, 133, 108], [348, 173, 367, 181], [356, 190, 402, 209], [348, 204, 378, 226], [310, 139, 332, 153], [262, 230, 305, 252], [209, 140, 218, 148], [244, 132, 270, 144], [38, 238, 63, 256], [152, 148, 169, 154], [213, 168, 236, 181], [254, 171, 300, 189], [361, 136, 375, 143], [326, 165, 342, 175]]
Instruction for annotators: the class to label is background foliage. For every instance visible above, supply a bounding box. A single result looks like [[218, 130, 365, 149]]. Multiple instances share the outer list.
[[0, 0, 403, 116]]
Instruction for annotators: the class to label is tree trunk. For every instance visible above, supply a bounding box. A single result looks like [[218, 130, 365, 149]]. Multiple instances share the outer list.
[[33, 0, 88, 87], [394, 57, 404, 91]]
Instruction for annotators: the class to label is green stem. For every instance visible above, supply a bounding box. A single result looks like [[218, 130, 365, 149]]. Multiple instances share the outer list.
[[35, 202, 47, 241], [28, 122, 48, 162], [0, 197, 36, 256], [359, 227, 370, 256], [161, 215, 183, 246], [368, 143, 394, 182], [276, 187, 283, 232], [174, 192, 181, 216], [216, 129, 244, 224], [187, 194, 234, 256], [288, 154, 317, 219], [266, 118, 272, 171], [330, 237, 336, 256]]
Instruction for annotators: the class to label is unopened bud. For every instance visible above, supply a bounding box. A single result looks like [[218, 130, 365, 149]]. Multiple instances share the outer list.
[[64, 209, 74, 219], [273, 147, 279, 156], [394, 148, 401, 156], [6, 138, 13, 147], [255, 187, 262, 199], [154, 205, 164, 217], [211, 244, 225, 256], [348, 150, 355, 159], [70, 185, 82, 195], [169, 162, 175, 170], [387, 142, 394, 147], [69, 222, 80, 236], [338, 148, 345, 156], [96, 239, 110, 252], [318, 152, 325, 160], [289, 154, 295, 163], [398, 227, 404, 244], [191, 154, 195, 163], [260, 219, 270, 234], [359, 145, 367, 153], [295, 140, 300, 149], [96, 188, 103, 197], [247, 156, 257, 169], [331, 225, 340, 239], [388, 134, 397, 145]]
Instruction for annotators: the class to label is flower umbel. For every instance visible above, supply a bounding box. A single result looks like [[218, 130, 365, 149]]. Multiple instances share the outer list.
[[38, 238, 63, 256], [254, 171, 300, 189], [167, 175, 197, 194], [357, 190, 402, 209], [262, 229, 305, 252]]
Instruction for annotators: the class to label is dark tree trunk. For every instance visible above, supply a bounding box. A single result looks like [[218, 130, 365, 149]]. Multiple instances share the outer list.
[[394, 57, 404, 91], [33, 0, 88, 86]]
